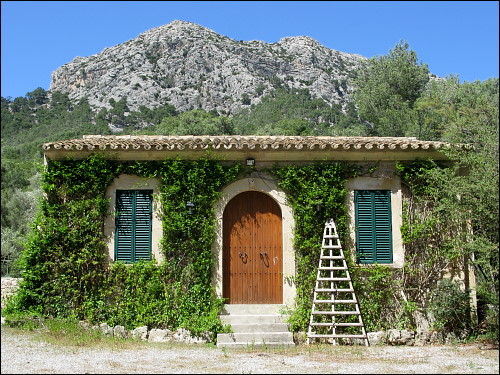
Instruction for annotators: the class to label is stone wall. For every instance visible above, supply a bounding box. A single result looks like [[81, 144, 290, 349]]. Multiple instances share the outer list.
[[1, 278, 22, 308]]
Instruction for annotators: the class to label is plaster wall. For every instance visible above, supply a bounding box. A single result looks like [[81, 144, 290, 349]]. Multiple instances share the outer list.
[[346, 176, 404, 268], [104, 175, 163, 263]]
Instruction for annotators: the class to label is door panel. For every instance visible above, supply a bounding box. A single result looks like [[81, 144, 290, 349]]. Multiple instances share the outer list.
[[223, 191, 282, 304]]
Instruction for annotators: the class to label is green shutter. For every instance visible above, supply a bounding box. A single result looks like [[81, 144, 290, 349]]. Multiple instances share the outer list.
[[355, 190, 392, 264], [133, 190, 153, 261], [373, 191, 392, 263], [115, 191, 134, 263], [115, 190, 152, 263]]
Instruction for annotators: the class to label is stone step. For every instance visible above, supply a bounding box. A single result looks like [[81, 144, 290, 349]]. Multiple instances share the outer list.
[[220, 304, 287, 315], [220, 314, 287, 325], [216, 340, 296, 348], [217, 304, 295, 347], [228, 323, 290, 333], [216, 332, 295, 348]]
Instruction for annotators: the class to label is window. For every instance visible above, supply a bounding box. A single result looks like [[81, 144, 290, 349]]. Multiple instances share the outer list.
[[115, 190, 153, 263], [354, 190, 392, 264]]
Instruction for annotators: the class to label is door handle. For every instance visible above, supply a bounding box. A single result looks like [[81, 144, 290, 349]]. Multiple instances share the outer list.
[[238, 252, 247, 259]]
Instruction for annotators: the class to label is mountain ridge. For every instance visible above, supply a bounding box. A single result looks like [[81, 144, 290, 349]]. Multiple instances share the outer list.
[[49, 20, 367, 115]]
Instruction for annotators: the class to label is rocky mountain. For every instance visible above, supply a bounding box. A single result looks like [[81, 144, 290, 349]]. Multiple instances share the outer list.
[[50, 20, 366, 115]]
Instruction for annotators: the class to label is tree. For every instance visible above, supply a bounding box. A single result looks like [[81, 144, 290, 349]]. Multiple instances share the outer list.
[[152, 109, 234, 135], [26, 87, 48, 106], [353, 40, 430, 137], [233, 87, 366, 136], [403, 77, 499, 340]]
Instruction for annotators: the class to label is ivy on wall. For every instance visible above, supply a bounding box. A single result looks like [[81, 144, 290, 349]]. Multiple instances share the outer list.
[[395, 159, 475, 337], [5, 154, 473, 341], [7, 155, 242, 340], [272, 162, 360, 332]]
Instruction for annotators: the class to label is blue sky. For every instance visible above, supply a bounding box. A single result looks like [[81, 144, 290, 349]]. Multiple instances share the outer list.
[[1, 1, 498, 99]]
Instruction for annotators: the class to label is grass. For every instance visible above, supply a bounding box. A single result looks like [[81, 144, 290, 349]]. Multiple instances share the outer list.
[[2, 316, 150, 350]]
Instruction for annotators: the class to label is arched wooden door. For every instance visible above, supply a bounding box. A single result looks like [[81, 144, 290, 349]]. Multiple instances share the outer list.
[[223, 191, 283, 304]]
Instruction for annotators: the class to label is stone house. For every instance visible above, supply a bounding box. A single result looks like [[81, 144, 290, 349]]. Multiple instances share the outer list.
[[40, 135, 476, 346], [42, 135, 476, 307]]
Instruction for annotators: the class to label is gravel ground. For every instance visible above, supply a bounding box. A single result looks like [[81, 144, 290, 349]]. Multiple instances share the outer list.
[[1, 326, 498, 374]]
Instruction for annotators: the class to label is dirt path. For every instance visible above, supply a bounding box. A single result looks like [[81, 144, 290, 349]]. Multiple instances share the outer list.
[[1, 327, 498, 374]]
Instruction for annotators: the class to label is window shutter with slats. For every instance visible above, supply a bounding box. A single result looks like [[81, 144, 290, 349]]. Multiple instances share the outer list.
[[355, 190, 392, 264], [115, 190, 152, 262]]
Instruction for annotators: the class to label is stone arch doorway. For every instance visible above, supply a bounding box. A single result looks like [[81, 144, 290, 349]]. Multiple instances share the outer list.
[[222, 191, 283, 304], [213, 175, 296, 308]]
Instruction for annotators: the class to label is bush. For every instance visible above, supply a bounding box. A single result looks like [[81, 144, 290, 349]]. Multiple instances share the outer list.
[[428, 278, 472, 338]]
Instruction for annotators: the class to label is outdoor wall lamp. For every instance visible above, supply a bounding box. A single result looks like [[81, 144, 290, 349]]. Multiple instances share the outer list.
[[315, 201, 323, 212], [246, 157, 255, 166], [186, 201, 195, 215]]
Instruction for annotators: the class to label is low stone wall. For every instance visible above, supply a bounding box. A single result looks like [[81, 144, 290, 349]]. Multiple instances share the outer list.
[[367, 329, 462, 346], [295, 327, 461, 346], [1, 278, 22, 309], [79, 321, 210, 344]]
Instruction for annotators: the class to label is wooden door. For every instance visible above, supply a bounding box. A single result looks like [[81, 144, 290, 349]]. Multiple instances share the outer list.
[[223, 191, 283, 304]]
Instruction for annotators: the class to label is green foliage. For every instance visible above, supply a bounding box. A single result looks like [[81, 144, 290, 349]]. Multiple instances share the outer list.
[[351, 266, 401, 331], [1, 44, 498, 342], [4, 154, 242, 341], [12, 156, 116, 317], [395, 73, 499, 335], [1, 159, 42, 276], [144, 109, 234, 135], [395, 158, 492, 340], [96, 261, 171, 328], [353, 40, 430, 137], [395, 159, 445, 197], [273, 162, 359, 332], [233, 87, 369, 136], [1, 91, 111, 160], [438, 79, 499, 340], [429, 278, 473, 337]]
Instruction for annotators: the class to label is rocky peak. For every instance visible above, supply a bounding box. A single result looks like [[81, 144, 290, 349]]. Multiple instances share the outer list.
[[49, 20, 366, 115]]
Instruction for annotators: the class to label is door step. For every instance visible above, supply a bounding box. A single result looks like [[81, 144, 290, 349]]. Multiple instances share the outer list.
[[217, 304, 295, 348]]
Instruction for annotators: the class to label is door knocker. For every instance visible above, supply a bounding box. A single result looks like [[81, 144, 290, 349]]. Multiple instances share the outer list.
[[259, 251, 270, 267], [238, 251, 248, 263]]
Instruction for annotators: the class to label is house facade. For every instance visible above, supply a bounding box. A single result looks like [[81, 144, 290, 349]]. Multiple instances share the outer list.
[[42, 135, 476, 311]]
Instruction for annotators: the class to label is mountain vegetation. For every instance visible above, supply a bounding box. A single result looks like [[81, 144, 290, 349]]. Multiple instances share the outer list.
[[1, 31, 498, 342]]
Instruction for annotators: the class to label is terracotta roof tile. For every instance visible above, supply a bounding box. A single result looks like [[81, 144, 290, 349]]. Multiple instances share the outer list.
[[43, 135, 467, 152]]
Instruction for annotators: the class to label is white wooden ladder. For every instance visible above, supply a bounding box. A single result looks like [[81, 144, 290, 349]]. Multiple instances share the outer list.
[[307, 219, 369, 346]]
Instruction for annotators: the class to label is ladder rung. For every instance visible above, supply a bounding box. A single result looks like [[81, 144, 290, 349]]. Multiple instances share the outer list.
[[322, 245, 342, 249], [323, 235, 339, 239], [310, 322, 365, 327], [315, 288, 354, 293], [316, 277, 351, 281], [308, 334, 367, 339], [320, 256, 344, 260], [313, 299, 357, 304], [317, 277, 350, 282], [318, 266, 347, 270], [312, 310, 360, 315]]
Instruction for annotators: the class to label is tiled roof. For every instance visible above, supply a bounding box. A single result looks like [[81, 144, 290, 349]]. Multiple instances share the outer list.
[[42, 135, 467, 152]]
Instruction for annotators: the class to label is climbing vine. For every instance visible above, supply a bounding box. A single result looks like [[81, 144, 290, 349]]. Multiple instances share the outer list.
[[272, 162, 359, 332], [6, 154, 242, 341], [5, 154, 474, 341], [395, 159, 475, 337]]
